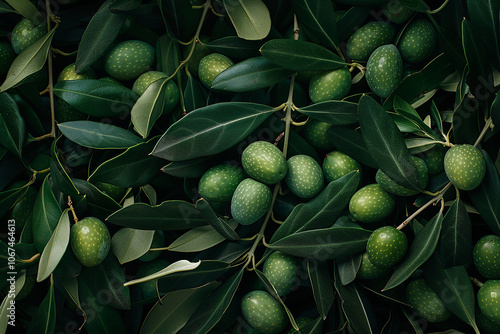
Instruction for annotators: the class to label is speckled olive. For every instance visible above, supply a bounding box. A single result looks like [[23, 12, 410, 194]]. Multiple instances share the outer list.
[[242, 141, 287, 185], [132, 71, 179, 112], [263, 251, 298, 296], [349, 184, 395, 223], [104, 40, 155, 81], [308, 67, 351, 103], [406, 279, 452, 323], [346, 21, 396, 61], [231, 178, 272, 225], [477, 280, 500, 324], [382, 0, 414, 24], [199, 164, 246, 202], [303, 120, 335, 151], [285, 155, 324, 198], [366, 226, 408, 268], [241, 290, 288, 334], [365, 44, 402, 98], [10, 19, 47, 54], [357, 252, 391, 280], [473, 235, 500, 279], [398, 19, 437, 64], [323, 151, 361, 183], [198, 53, 234, 88], [444, 144, 486, 191], [70, 217, 111, 267]]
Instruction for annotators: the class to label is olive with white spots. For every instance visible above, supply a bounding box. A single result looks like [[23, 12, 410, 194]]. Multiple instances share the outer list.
[[346, 21, 396, 61], [357, 252, 391, 280], [382, 0, 414, 24], [303, 120, 335, 151], [10, 19, 47, 54], [285, 155, 324, 198], [0, 42, 15, 77], [231, 178, 272, 225], [132, 71, 179, 112], [398, 19, 437, 64], [104, 40, 155, 81], [376, 156, 428, 196], [405, 279, 452, 323], [309, 66, 351, 103], [477, 306, 500, 334], [70, 217, 111, 267], [365, 44, 402, 98], [323, 150, 361, 183], [198, 53, 234, 88], [444, 144, 486, 191], [199, 164, 246, 202], [424, 145, 446, 176], [58, 63, 96, 82], [349, 184, 395, 223], [241, 290, 288, 334], [473, 235, 500, 279], [367, 226, 407, 268], [242, 141, 287, 185], [477, 280, 500, 324], [263, 251, 298, 296]]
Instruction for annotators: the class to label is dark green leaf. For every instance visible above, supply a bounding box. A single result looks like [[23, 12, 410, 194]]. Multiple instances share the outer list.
[[159, 0, 200, 41], [37, 209, 70, 282], [427, 15, 466, 73], [286, 130, 321, 163], [106, 200, 207, 230], [59, 276, 85, 317], [168, 220, 237, 253], [33, 176, 63, 253], [439, 198, 472, 267], [4, 0, 38, 20], [260, 39, 345, 71], [111, 228, 155, 264], [308, 260, 334, 319], [26, 283, 56, 334], [79, 276, 127, 333], [184, 76, 208, 113], [206, 37, 262, 59], [337, 253, 362, 286], [297, 100, 358, 125], [108, 0, 143, 11], [81, 254, 131, 310], [382, 54, 453, 109], [0, 1, 18, 14], [338, 6, 371, 42], [89, 137, 165, 187], [0, 27, 56, 92], [0, 272, 25, 333], [49, 135, 80, 197], [402, 308, 425, 334], [131, 77, 170, 139], [470, 150, 500, 235], [400, 0, 430, 12], [291, 0, 339, 50], [0, 185, 25, 218], [157, 34, 180, 76], [161, 156, 215, 178], [269, 225, 371, 260], [222, 0, 271, 40], [271, 171, 360, 242], [0, 92, 25, 158], [430, 100, 443, 135], [359, 95, 421, 191], [491, 91, 500, 135], [393, 96, 440, 140], [196, 199, 239, 240], [75, 0, 127, 72], [326, 126, 378, 169], [334, 268, 379, 334], [72, 179, 121, 218], [53, 79, 139, 117], [212, 57, 293, 92], [383, 210, 443, 291], [139, 282, 219, 334], [467, 0, 500, 72], [152, 102, 275, 161], [423, 255, 479, 333], [179, 268, 244, 334]]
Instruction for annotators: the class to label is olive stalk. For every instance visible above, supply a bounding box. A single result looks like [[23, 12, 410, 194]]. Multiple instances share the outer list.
[[473, 117, 493, 147]]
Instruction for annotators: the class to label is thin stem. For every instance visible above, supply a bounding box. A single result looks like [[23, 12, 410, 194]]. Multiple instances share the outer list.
[[474, 117, 493, 147], [290, 118, 308, 126], [52, 48, 77, 56], [68, 196, 79, 223], [19, 253, 40, 263], [470, 276, 484, 288], [427, 0, 451, 15], [396, 182, 452, 230]]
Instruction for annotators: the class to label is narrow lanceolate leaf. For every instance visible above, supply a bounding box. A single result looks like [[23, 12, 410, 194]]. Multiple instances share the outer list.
[[467, 0, 500, 69], [358, 95, 421, 191], [271, 171, 360, 242], [139, 282, 219, 334], [131, 78, 169, 139], [76, 0, 127, 72], [206, 37, 262, 59], [26, 283, 56, 334], [383, 210, 443, 291], [4, 0, 39, 20], [0, 272, 25, 334], [33, 176, 63, 253], [167, 221, 238, 253], [88, 137, 165, 188], [439, 198, 472, 267], [58, 121, 143, 149], [308, 260, 334, 319], [260, 39, 346, 71], [196, 199, 240, 241], [400, 0, 429, 12], [337, 254, 362, 286], [111, 228, 155, 264], [424, 255, 480, 333], [291, 0, 339, 50], [53, 79, 139, 117], [326, 126, 378, 169], [334, 268, 378, 334], [37, 210, 71, 282], [212, 57, 293, 92], [0, 92, 25, 158], [269, 226, 371, 260], [222, 0, 271, 40], [0, 27, 56, 92], [50, 135, 80, 197], [297, 100, 358, 125], [179, 268, 244, 334], [124, 260, 201, 286], [184, 76, 208, 113], [152, 102, 275, 161], [470, 150, 500, 235], [0, 1, 18, 14], [157, 34, 180, 76], [106, 200, 207, 230]]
